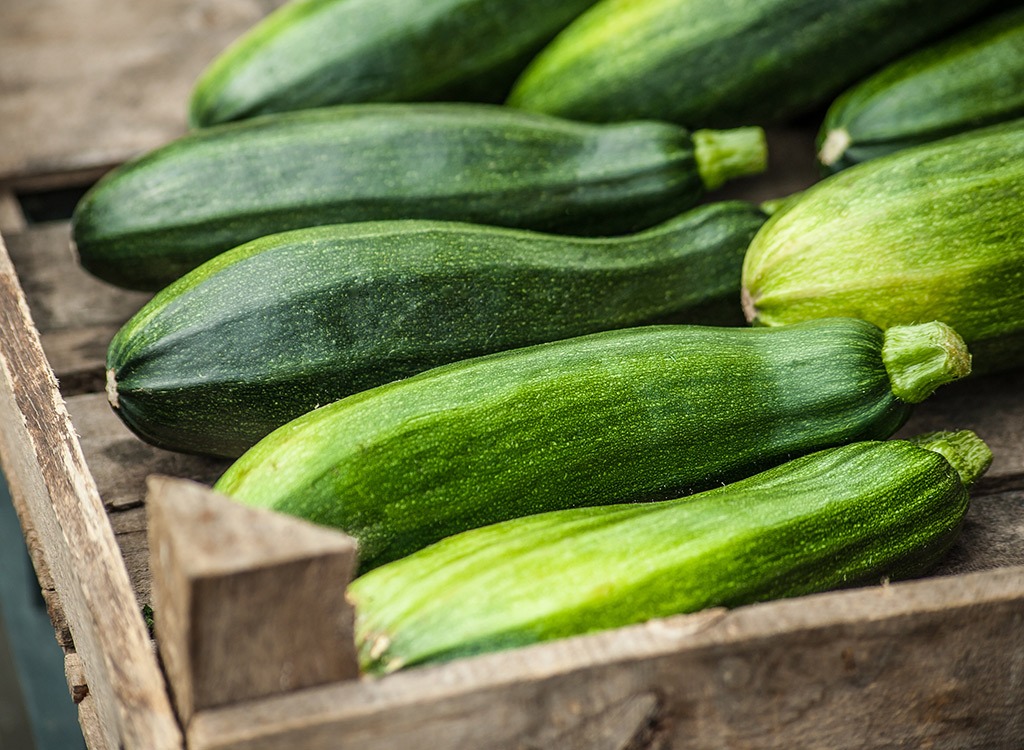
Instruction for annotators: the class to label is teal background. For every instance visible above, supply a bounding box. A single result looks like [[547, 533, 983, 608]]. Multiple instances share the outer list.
[[0, 474, 85, 749]]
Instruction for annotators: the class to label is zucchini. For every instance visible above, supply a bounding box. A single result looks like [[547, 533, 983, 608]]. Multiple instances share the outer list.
[[352, 430, 991, 674], [106, 202, 766, 458], [214, 317, 971, 572], [742, 120, 1024, 375], [506, 0, 1001, 127], [819, 6, 1024, 172], [189, 0, 602, 128], [71, 104, 767, 291]]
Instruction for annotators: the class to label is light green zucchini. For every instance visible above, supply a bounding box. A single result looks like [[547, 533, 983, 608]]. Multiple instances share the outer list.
[[352, 430, 991, 674], [743, 119, 1024, 374], [71, 104, 767, 291], [214, 318, 970, 572]]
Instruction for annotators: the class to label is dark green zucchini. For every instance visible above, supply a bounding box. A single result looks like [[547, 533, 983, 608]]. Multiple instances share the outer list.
[[743, 119, 1024, 374], [189, 0, 602, 127], [506, 0, 1001, 127], [819, 6, 1024, 172], [71, 104, 767, 291], [106, 202, 766, 458], [351, 430, 991, 674], [214, 317, 971, 572]]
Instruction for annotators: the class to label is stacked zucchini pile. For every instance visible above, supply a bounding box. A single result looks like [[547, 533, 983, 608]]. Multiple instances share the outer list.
[[72, 0, 1024, 673]]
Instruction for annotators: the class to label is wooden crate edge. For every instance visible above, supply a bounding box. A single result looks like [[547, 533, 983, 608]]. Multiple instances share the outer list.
[[187, 563, 1024, 750], [0, 230, 183, 750]]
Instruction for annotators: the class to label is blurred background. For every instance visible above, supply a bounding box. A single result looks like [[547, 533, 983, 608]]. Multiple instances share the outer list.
[[0, 474, 84, 750]]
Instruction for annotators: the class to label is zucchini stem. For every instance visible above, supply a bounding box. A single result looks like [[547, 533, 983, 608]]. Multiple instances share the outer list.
[[906, 430, 993, 488], [881, 322, 971, 404], [693, 127, 768, 190]]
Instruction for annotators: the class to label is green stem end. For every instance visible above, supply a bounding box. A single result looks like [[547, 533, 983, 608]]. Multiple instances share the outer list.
[[882, 321, 971, 404], [907, 430, 993, 488], [693, 127, 769, 191]]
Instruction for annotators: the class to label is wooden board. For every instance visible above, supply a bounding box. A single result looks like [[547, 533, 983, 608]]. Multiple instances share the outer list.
[[0, 0, 288, 190], [185, 564, 1024, 750], [0, 233, 181, 749]]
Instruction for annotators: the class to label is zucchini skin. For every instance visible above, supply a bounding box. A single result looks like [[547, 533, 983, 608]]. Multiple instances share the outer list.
[[106, 202, 766, 458], [71, 104, 750, 291], [507, 0, 1000, 127], [819, 6, 1024, 172], [743, 120, 1024, 374], [214, 318, 957, 572], [189, 0, 601, 127], [352, 435, 984, 674]]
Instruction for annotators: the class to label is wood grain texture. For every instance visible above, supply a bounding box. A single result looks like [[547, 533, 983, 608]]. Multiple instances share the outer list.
[[0, 0, 288, 188], [147, 477, 359, 725], [65, 652, 90, 704], [187, 566, 1024, 750], [5, 223, 150, 332], [0, 233, 183, 749], [66, 393, 230, 511], [77, 691, 113, 750], [5, 223, 150, 395], [111, 506, 152, 607]]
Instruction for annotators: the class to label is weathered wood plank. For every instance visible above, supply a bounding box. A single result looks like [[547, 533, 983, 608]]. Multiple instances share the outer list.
[[0, 0, 288, 188], [187, 566, 1024, 750], [4, 223, 150, 394], [67, 393, 229, 511], [4, 223, 150, 331], [77, 691, 113, 750], [67, 391, 229, 611], [65, 652, 90, 705], [0, 234, 182, 749], [110, 506, 152, 608], [934, 489, 1024, 576], [148, 478, 359, 724]]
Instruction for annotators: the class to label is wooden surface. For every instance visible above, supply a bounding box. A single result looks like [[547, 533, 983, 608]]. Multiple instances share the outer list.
[[0, 0, 288, 190], [148, 477, 359, 724], [0, 234, 182, 749]]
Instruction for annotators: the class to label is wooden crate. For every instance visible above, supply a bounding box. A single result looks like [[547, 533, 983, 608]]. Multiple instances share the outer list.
[[2, 2, 1024, 748]]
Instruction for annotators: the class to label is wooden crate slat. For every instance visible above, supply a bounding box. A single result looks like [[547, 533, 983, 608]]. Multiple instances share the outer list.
[[0, 233, 182, 749], [934, 489, 1024, 576], [110, 506, 152, 608], [67, 392, 230, 511], [0, 0, 288, 188], [148, 477, 359, 723], [5, 222, 151, 395], [5, 223, 151, 331], [186, 565, 1024, 750]]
